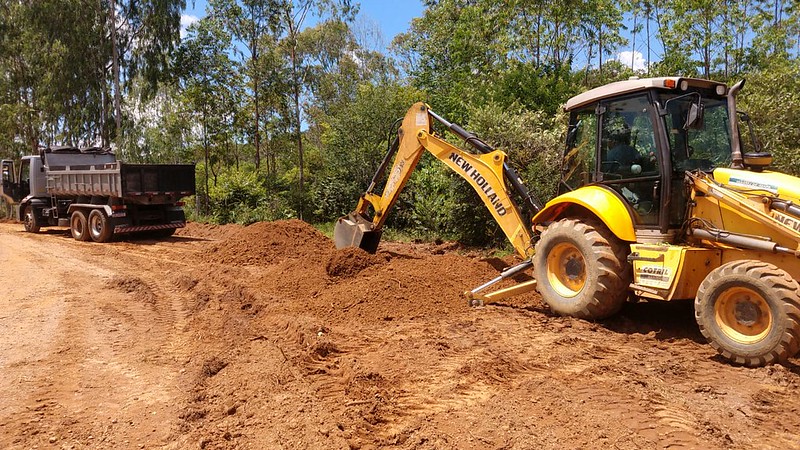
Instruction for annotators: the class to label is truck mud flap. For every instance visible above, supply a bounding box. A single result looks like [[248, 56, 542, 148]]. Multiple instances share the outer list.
[[114, 222, 185, 234]]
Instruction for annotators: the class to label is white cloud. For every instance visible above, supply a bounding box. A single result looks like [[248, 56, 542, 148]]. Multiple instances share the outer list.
[[180, 14, 199, 39], [617, 50, 648, 71]]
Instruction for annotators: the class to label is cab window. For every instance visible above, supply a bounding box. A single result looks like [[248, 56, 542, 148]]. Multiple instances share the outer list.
[[599, 94, 661, 225], [660, 94, 731, 172], [562, 109, 597, 192], [19, 159, 30, 183]]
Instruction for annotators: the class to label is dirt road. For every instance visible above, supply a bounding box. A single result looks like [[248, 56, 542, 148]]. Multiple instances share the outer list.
[[0, 220, 798, 449]]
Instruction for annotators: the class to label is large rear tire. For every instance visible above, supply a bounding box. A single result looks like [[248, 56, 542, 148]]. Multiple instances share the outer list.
[[88, 209, 114, 243], [695, 260, 800, 367], [534, 218, 631, 320], [70, 210, 91, 241], [23, 205, 40, 233]]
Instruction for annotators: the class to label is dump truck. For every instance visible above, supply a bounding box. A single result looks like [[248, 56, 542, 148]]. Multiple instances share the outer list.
[[0, 147, 195, 242], [336, 77, 800, 367]]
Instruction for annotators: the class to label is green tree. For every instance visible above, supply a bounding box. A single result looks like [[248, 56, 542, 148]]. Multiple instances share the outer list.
[[109, 0, 186, 147], [275, 0, 358, 218], [210, 0, 283, 171], [176, 17, 239, 214]]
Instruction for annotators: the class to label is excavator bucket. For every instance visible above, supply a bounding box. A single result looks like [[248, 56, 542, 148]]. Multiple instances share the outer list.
[[334, 213, 383, 254]]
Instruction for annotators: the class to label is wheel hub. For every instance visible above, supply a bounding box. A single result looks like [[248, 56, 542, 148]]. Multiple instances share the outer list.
[[547, 242, 586, 298], [734, 298, 760, 327], [715, 287, 772, 344]]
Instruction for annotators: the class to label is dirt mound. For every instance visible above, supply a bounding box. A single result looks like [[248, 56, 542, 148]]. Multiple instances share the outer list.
[[307, 252, 501, 322], [108, 275, 156, 303], [207, 219, 334, 265], [5, 220, 798, 450], [176, 221, 244, 240], [325, 247, 386, 278]]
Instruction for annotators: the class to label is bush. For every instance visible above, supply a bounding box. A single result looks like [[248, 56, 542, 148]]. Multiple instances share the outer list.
[[739, 60, 800, 175], [189, 166, 296, 225]]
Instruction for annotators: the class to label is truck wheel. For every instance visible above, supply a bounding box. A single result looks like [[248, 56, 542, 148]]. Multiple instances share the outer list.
[[88, 209, 114, 243], [23, 205, 40, 233], [533, 218, 630, 320], [695, 260, 800, 367], [70, 210, 90, 241]]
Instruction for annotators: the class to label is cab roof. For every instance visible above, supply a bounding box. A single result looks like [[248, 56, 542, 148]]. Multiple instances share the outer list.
[[564, 77, 727, 111]]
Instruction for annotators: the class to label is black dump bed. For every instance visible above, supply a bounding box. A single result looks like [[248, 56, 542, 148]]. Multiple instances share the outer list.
[[42, 148, 196, 202], [121, 164, 196, 197]]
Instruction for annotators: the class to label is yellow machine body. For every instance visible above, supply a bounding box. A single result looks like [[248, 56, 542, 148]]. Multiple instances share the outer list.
[[532, 185, 637, 243], [336, 77, 800, 367], [342, 102, 535, 259], [629, 244, 719, 300]]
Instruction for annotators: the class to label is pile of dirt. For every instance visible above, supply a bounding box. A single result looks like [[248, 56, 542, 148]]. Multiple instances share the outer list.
[[107, 275, 156, 304], [175, 221, 244, 240], [325, 247, 386, 278], [206, 219, 334, 265], [306, 252, 506, 322]]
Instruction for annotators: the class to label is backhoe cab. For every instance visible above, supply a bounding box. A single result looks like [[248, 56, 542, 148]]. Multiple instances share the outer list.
[[337, 77, 800, 367]]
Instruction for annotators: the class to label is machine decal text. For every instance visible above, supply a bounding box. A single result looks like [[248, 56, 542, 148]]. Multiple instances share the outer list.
[[773, 211, 800, 233], [448, 152, 507, 216]]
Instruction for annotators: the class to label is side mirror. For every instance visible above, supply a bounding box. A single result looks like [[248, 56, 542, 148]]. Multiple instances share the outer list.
[[566, 121, 581, 149], [685, 101, 705, 130]]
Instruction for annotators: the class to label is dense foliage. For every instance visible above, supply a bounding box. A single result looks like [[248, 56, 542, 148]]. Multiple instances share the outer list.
[[2, 0, 800, 246]]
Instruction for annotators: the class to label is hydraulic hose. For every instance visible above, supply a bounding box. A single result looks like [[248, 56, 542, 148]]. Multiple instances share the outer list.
[[427, 108, 543, 214]]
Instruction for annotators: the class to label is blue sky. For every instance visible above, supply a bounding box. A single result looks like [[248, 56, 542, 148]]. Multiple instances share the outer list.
[[181, 1, 425, 53], [180, 1, 653, 71]]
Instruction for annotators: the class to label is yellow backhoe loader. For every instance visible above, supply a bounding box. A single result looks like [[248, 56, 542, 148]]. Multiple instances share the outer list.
[[335, 77, 800, 367]]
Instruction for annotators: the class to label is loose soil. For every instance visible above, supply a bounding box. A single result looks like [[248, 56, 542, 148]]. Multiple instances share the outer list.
[[0, 220, 798, 449]]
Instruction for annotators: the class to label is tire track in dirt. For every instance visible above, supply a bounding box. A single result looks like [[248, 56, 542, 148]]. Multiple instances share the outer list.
[[0, 224, 196, 449], [172, 220, 800, 449], [5, 221, 800, 449]]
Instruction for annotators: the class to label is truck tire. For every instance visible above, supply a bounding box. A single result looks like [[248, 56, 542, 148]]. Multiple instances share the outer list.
[[23, 205, 40, 233], [88, 209, 114, 243], [533, 218, 630, 320], [695, 260, 800, 367], [70, 210, 91, 241]]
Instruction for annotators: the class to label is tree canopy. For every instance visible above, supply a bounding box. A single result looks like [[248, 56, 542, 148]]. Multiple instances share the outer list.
[[2, 0, 800, 245]]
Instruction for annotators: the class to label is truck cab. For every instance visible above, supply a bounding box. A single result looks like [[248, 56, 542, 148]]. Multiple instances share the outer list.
[[0, 156, 43, 218]]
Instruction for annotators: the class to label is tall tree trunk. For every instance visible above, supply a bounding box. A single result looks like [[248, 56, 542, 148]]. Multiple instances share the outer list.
[[202, 108, 210, 215], [110, 0, 122, 150], [723, 3, 729, 78], [292, 45, 304, 219], [646, 3, 651, 76], [252, 30, 261, 172], [288, 24, 304, 219], [631, 6, 637, 71], [536, 6, 542, 67], [598, 24, 603, 77], [584, 42, 592, 86], [703, 15, 710, 78]]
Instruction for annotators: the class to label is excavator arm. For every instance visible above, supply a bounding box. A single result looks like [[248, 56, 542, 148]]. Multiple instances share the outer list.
[[335, 102, 541, 260]]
